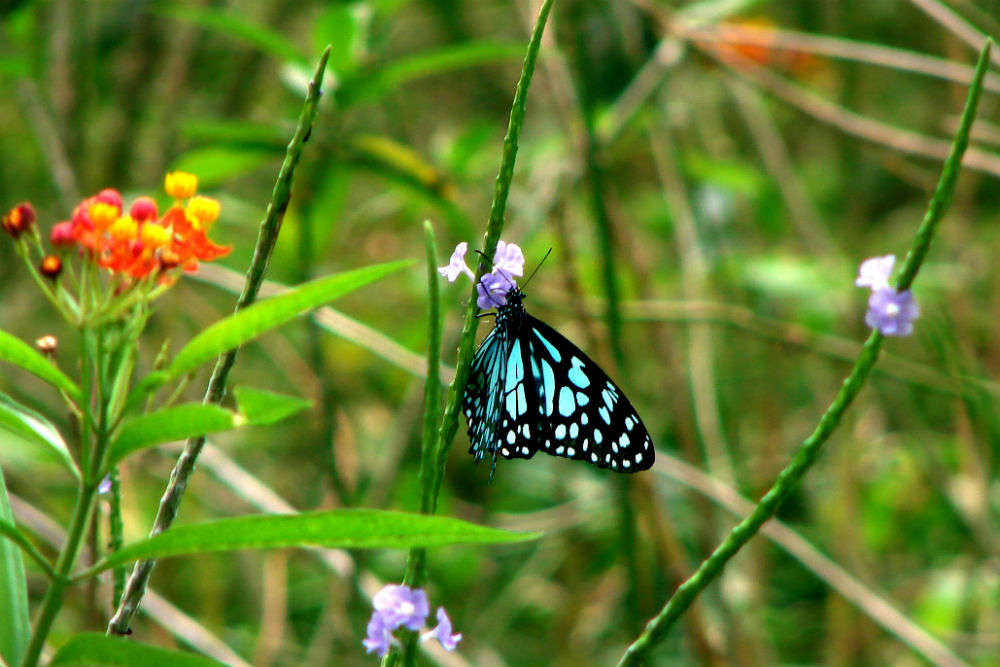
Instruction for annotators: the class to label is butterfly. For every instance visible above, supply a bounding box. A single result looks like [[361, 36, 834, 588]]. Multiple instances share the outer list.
[[462, 281, 654, 478]]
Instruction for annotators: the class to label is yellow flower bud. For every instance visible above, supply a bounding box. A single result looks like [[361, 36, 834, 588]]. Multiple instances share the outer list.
[[89, 202, 120, 230], [108, 215, 138, 242], [164, 171, 198, 199], [186, 196, 220, 226], [140, 223, 170, 249]]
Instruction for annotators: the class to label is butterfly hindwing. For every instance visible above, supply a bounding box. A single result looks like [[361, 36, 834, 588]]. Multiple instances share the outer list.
[[520, 314, 654, 472]]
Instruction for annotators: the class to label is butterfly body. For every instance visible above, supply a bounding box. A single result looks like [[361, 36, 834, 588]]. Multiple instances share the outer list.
[[463, 287, 654, 477]]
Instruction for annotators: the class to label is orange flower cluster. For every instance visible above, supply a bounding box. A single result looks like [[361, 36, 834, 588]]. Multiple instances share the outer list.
[[51, 172, 230, 281]]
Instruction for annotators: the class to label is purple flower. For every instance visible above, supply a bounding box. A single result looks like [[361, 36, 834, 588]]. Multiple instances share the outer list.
[[98, 475, 112, 495], [362, 585, 461, 659], [438, 242, 474, 283], [477, 270, 514, 309], [856, 254, 895, 290], [372, 585, 429, 631], [427, 607, 462, 651], [866, 288, 919, 336], [362, 613, 393, 657], [493, 241, 525, 277]]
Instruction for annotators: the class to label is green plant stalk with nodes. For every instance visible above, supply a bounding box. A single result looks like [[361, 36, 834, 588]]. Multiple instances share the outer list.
[[616, 38, 992, 667]]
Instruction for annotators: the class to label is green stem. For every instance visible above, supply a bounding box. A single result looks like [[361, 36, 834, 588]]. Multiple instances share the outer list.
[[105, 46, 331, 637], [387, 223, 442, 667], [427, 0, 556, 512], [615, 38, 991, 667], [20, 481, 97, 667]]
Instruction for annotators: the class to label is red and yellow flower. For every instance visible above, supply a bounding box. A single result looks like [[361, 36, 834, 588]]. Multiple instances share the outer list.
[[47, 171, 230, 282]]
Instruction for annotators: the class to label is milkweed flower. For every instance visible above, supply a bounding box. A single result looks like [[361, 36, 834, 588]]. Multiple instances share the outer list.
[[2, 172, 231, 324], [362, 585, 461, 658], [856, 254, 919, 336]]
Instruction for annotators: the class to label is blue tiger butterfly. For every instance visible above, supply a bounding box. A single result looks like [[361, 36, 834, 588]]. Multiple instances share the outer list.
[[459, 249, 654, 478]]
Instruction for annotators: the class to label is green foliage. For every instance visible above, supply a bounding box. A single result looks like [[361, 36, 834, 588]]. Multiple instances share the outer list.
[[0, 465, 28, 667], [78, 509, 539, 579], [0, 393, 78, 477], [0, 1, 997, 665], [49, 634, 227, 667], [0, 331, 79, 402]]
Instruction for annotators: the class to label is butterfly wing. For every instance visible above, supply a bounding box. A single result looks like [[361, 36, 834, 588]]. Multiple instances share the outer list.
[[517, 314, 654, 472], [463, 324, 509, 466]]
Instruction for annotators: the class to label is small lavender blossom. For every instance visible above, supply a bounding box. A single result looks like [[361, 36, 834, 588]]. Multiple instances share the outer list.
[[427, 607, 462, 651], [98, 475, 112, 495], [493, 241, 525, 277], [372, 585, 429, 631], [856, 254, 895, 290], [362, 586, 461, 659], [438, 242, 474, 283], [362, 613, 392, 657], [477, 271, 515, 309], [866, 288, 919, 336]]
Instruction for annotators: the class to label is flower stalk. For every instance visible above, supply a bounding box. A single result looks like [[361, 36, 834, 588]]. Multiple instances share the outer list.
[[616, 38, 992, 667]]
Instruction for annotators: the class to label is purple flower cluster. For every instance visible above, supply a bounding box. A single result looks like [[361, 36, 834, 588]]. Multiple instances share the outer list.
[[855, 255, 919, 336], [438, 240, 525, 309], [362, 585, 462, 658]]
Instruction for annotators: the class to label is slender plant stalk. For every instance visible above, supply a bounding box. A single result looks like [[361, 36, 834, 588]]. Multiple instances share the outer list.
[[616, 39, 991, 667], [107, 466, 125, 606], [385, 222, 443, 667], [20, 481, 98, 667], [380, 5, 555, 663], [105, 46, 332, 636], [426, 0, 556, 513]]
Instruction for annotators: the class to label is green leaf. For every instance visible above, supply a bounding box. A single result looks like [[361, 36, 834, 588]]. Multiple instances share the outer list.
[[107, 404, 238, 467], [171, 146, 278, 189], [0, 393, 78, 478], [233, 386, 312, 425], [131, 260, 413, 402], [313, 4, 365, 76], [339, 41, 524, 106], [0, 330, 80, 402], [156, 5, 305, 65], [48, 634, 227, 667], [0, 466, 28, 667], [80, 509, 539, 578]]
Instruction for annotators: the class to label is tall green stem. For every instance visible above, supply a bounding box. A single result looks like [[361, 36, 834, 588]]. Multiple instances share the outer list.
[[20, 482, 97, 667], [616, 38, 991, 667]]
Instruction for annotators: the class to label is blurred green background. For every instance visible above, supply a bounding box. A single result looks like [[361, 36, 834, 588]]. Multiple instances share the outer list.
[[1, 0, 998, 665]]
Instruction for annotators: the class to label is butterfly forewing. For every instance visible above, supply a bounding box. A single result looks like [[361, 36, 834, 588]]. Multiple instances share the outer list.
[[522, 315, 653, 472]]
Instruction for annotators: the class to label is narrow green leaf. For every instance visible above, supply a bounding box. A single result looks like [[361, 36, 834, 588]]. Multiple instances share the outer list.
[[171, 146, 277, 189], [170, 260, 412, 381], [233, 386, 312, 425], [339, 41, 524, 106], [0, 466, 28, 667], [0, 393, 78, 478], [313, 4, 364, 76], [0, 330, 80, 402], [49, 634, 227, 667], [107, 404, 237, 467], [156, 5, 305, 65], [79, 509, 539, 578]]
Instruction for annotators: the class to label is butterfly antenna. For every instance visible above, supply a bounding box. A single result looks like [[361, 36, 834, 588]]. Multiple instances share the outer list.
[[521, 247, 552, 289]]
